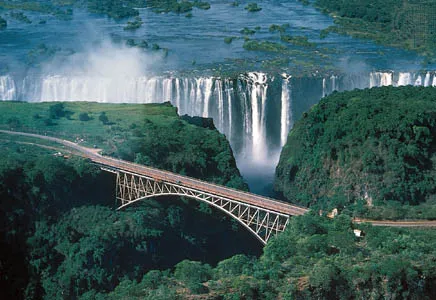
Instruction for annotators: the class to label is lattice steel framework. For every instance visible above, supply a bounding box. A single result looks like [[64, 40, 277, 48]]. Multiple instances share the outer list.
[[102, 168, 290, 244]]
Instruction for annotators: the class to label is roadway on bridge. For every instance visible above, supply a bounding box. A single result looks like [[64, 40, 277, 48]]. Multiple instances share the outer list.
[[0, 130, 307, 216], [2, 129, 436, 228]]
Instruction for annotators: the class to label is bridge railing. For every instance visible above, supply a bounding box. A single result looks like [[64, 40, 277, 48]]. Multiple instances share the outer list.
[[93, 155, 308, 216]]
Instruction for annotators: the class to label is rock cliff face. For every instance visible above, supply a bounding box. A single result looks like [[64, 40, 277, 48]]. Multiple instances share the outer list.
[[275, 86, 436, 212]]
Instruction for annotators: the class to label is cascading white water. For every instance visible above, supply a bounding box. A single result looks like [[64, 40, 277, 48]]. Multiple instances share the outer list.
[[174, 78, 181, 110], [0, 75, 16, 100], [369, 73, 376, 88], [246, 72, 268, 162], [143, 77, 157, 103], [202, 78, 213, 118], [280, 74, 292, 147], [40, 75, 174, 103], [10, 71, 435, 103], [424, 72, 431, 87], [194, 78, 203, 117], [162, 78, 173, 102], [239, 82, 251, 153], [225, 79, 233, 141], [330, 75, 338, 92], [322, 78, 326, 97], [215, 79, 224, 131], [370, 72, 393, 87], [182, 78, 189, 113], [381, 73, 393, 86], [397, 72, 412, 86]]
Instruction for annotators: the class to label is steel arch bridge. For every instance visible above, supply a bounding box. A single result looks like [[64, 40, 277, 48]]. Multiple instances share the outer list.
[[0, 130, 311, 245], [3, 130, 436, 246], [101, 167, 293, 244]]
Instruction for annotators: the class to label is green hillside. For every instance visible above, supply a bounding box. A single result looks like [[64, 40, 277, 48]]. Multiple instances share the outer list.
[[0, 101, 246, 188], [0, 101, 256, 298], [275, 86, 436, 219]]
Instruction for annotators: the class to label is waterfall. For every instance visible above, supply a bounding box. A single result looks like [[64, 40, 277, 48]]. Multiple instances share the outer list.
[[424, 72, 431, 87], [322, 78, 326, 97], [215, 79, 224, 131], [194, 78, 202, 117], [246, 72, 268, 162], [0, 75, 16, 100], [4, 71, 436, 104], [225, 79, 233, 140], [397, 72, 412, 86], [203, 78, 213, 118], [369, 73, 376, 88], [239, 81, 251, 153], [174, 78, 181, 110], [280, 74, 292, 147], [381, 73, 393, 86], [370, 72, 393, 87], [162, 78, 173, 102], [330, 75, 338, 92], [182, 78, 189, 113], [188, 79, 195, 113]]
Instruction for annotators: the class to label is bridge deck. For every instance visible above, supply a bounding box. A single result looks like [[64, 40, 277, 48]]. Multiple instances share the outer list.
[[4, 130, 436, 229], [0, 130, 308, 216], [93, 155, 308, 216]]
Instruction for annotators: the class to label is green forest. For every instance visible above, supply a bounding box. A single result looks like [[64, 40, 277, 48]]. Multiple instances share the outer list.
[[275, 86, 436, 220], [0, 102, 260, 298], [100, 214, 436, 299], [1, 90, 436, 298], [313, 0, 436, 58], [3, 139, 436, 299]]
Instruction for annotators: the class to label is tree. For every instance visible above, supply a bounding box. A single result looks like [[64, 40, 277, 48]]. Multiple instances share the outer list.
[[48, 103, 66, 119], [79, 112, 91, 121], [98, 112, 109, 124], [215, 254, 252, 278], [174, 260, 212, 293]]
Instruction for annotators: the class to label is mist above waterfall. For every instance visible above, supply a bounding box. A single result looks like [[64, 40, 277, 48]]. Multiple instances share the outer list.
[[42, 40, 159, 79], [337, 57, 371, 75], [29, 38, 168, 103]]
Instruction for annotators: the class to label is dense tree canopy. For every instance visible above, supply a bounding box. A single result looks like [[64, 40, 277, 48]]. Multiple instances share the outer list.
[[275, 86, 436, 218], [0, 102, 257, 299], [101, 214, 436, 299]]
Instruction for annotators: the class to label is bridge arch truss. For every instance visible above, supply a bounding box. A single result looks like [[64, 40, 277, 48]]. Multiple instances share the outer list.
[[102, 168, 290, 244]]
